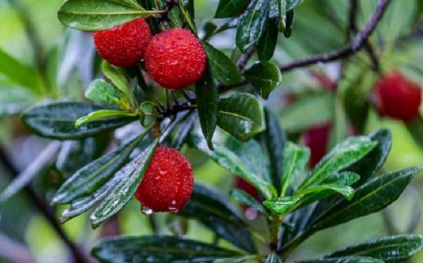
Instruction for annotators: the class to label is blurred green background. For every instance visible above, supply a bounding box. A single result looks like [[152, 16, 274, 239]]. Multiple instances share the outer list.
[[1, 0, 423, 262]]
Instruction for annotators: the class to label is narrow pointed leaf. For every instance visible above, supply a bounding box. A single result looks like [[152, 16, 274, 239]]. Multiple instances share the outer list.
[[257, 17, 279, 62], [324, 235, 423, 263], [346, 129, 392, 186], [300, 137, 377, 189], [281, 142, 309, 196], [215, 0, 251, 18], [195, 65, 218, 149], [52, 133, 146, 205], [236, 0, 270, 52], [313, 167, 423, 230], [75, 109, 136, 128], [203, 42, 244, 86], [297, 256, 384, 263], [218, 93, 266, 141], [58, 0, 163, 31], [92, 236, 242, 263], [90, 140, 158, 228], [181, 184, 257, 253], [102, 62, 132, 101], [22, 102, 135, 140], [85, 79, 130, 109], [263, 108, 286, 194]]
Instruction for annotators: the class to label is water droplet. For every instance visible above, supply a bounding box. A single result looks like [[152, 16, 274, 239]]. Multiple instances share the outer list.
[[141, 206, 153, 215]]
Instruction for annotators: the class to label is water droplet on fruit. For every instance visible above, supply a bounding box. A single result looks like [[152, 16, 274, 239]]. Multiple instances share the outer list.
[[168, 206, 179, 213], [141, 206, 153, 215]]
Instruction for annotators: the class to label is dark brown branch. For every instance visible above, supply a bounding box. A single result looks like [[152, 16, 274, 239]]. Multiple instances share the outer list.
[[0, 147, 89, 263], [279, 0, 392, 72]]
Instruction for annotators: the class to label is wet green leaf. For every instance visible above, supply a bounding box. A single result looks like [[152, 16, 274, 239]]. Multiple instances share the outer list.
[[215, 0, 251, 18], [280, 142, 309, 196], [21, 101, 135, 140], [90, 140, 158, 228], [324, 235, 423, 263], [85, 79, 130, 109], [231, 189, 268, 215], [236, 0, 270, 52], [92, 236, 242, 263], [75, 109, 137, 128], [195, 66, 218, 150], [245, 62, 282, 99], [181, 184, 256, 253], [218, 93, 265, 141], [263, 196, 299, 214], [52, 133, 146, 204], [58, 0, 163, 31]]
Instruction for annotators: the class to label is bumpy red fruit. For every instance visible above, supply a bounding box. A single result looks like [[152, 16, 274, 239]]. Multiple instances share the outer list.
[[135, 147, 194, 213], [145, 28, 207, 90], [93, 18, 151, 67], [303, 122, 332, 168], [373, 71, 422, 121]]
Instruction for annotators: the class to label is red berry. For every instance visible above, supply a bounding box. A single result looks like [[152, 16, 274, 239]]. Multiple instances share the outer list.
[[303, 122, 332, 168], [373, 71, 422, 121], [145, 28, 207, 90], [93, 18, 152, 67], [135, 146, 194, 213]]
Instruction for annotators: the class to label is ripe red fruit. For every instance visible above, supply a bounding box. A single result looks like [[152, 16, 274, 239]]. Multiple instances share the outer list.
[[373, 71, 422, 121], [135, 146, 194, 213], [93, 18, 152, 67], [145, 28, 207, 90], [303, 122, 332, 168]]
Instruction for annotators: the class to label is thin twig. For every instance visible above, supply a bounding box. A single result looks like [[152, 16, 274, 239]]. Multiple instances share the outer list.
[[279, 0, 392, 72], [0, 147, 89, 263]]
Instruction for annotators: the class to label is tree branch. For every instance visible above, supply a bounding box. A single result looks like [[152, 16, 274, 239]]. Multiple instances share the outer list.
[[0, 147, 89, 263], [279, 0, 391, 72]]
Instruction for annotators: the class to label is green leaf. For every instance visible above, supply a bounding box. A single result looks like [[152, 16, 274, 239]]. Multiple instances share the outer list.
[[92, 236, 242, 263], [280, 142, 310, 196], [265, 252, 283, 263], [283, 10, 294, 37], [324, 235, 423, 263], [279, 91, 334, 132], [300, 136, 377, 189], [102, 62, 132, 102], [90, 140, 158, 228], [263, 196, 299, 214], [189, 134, 273, 199], [0, 142, 61, 204], [346, 130, 392, 186], [0, 48, 42, 94], [195, 66, 219, 150], [52, 133, 146, 205], [236, 0, 270, 52], [215, 0, 251, 18], [218, 93, 266, 141], [56, 137, 106, 177], [231, 189, 268, 215], [214, 256, 260, 263], [58, 0, 163, 31], [298, 257, 384, 263], [181, 184, 256, 253], [21, 101, 135, 140], [85, 79, 130, 109], [257, 17, 279, 62], [313, 167, 423, 230], [203, 42, 244, 86], [166, 111, 198, 150], [59, 162, 129, 223], [245, 62, 282, 99], [75, 109, 137, 128], [262, 108, 286, 194]]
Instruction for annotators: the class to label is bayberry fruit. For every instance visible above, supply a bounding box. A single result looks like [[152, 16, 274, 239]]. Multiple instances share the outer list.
[[303, 122, 332, 168], [135, 146, 194, 213], [93, 18, 152, 67], [373, 71, 422, 121], [145, 28, 207, 90]]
